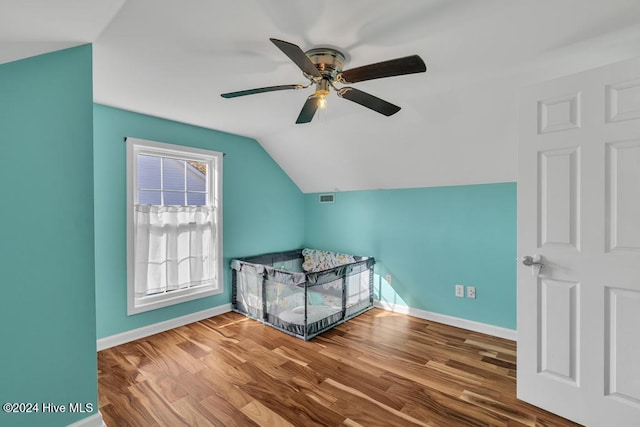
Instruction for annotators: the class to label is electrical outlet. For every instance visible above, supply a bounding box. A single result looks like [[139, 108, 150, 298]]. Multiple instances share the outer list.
[[467, 286, 476, 299], [385, 274, 392, 284], [455, 284, 464, 298]]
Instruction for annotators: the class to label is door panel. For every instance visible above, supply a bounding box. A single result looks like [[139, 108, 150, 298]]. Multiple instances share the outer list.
[[538, 148, 580, 249], [538, 93, 581, 133], [605, 287, 640, 404], [606, 79, 640, 123], [538, 278, 579, 384], [605, 140, 640, 252]]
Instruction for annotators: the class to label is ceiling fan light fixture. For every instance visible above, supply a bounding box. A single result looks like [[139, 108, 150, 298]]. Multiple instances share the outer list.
[[317, 94, 327, 109], [313, 79, 330, 110]]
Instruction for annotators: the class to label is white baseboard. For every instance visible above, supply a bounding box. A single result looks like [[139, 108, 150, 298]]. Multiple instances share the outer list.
[[374, 300, 517, 341], [97, 303, 232, 351], [67, 411, 105, 427], [97, 301, 515, 350]]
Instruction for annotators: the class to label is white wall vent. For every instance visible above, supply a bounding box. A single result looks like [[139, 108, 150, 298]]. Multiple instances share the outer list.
[[319, 194, 335, 203]]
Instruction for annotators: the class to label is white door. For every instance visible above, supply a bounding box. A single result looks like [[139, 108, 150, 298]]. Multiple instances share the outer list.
[[517, 57, 640, 426]]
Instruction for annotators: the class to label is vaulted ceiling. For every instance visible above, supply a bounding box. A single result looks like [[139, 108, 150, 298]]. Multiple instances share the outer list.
[[3, 0, 640, 192]]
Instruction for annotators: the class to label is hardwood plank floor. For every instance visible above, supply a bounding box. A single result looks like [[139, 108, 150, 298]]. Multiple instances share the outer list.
[[98, 309, 582, 426]]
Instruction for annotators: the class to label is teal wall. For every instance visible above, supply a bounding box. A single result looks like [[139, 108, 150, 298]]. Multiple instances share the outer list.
[[0, 46, 97, 426], [94, 105, 517, 337], [304, 183, 517, 329], [94, 104, 305, 338]]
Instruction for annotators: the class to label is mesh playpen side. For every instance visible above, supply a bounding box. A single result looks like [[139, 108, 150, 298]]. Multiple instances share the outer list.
[[231, 249, 375, 340]]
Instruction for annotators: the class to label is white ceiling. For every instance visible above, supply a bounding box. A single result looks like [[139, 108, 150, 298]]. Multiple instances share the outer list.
[[3, 0, 640, 193]]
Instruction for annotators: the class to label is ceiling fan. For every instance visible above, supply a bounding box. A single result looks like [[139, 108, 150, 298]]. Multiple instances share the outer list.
[[221, 38, 427, 124]]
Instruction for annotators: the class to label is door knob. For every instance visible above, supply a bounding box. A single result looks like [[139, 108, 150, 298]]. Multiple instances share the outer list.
[[522, 255, 544, 269]]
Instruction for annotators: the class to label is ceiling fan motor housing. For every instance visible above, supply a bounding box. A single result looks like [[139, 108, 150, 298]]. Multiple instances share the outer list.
[[304, 48, 346, 81]]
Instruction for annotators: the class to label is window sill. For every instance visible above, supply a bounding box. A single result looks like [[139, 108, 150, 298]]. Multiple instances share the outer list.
[[127, 284, 222, 315]]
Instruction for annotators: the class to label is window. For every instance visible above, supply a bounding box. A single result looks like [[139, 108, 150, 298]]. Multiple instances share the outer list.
[[126, 137, 223, 315]]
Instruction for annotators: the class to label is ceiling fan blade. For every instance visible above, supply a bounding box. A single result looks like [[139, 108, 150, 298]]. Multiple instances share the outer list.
[[270, 38, 322, 78], [337, 87, 401, 116], [221, 84, 303, 98], [296, 95, 319, 124], [338, 55, 426, 84]]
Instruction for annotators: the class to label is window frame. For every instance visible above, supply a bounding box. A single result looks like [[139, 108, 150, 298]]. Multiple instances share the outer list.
[[126, 137, 223, 315]]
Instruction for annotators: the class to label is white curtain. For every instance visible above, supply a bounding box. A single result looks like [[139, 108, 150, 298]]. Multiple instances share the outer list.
[[134, 205, 216, 297]]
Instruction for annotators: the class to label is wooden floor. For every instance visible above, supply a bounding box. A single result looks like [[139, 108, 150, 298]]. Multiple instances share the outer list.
[[98, 309, 582, 426]]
